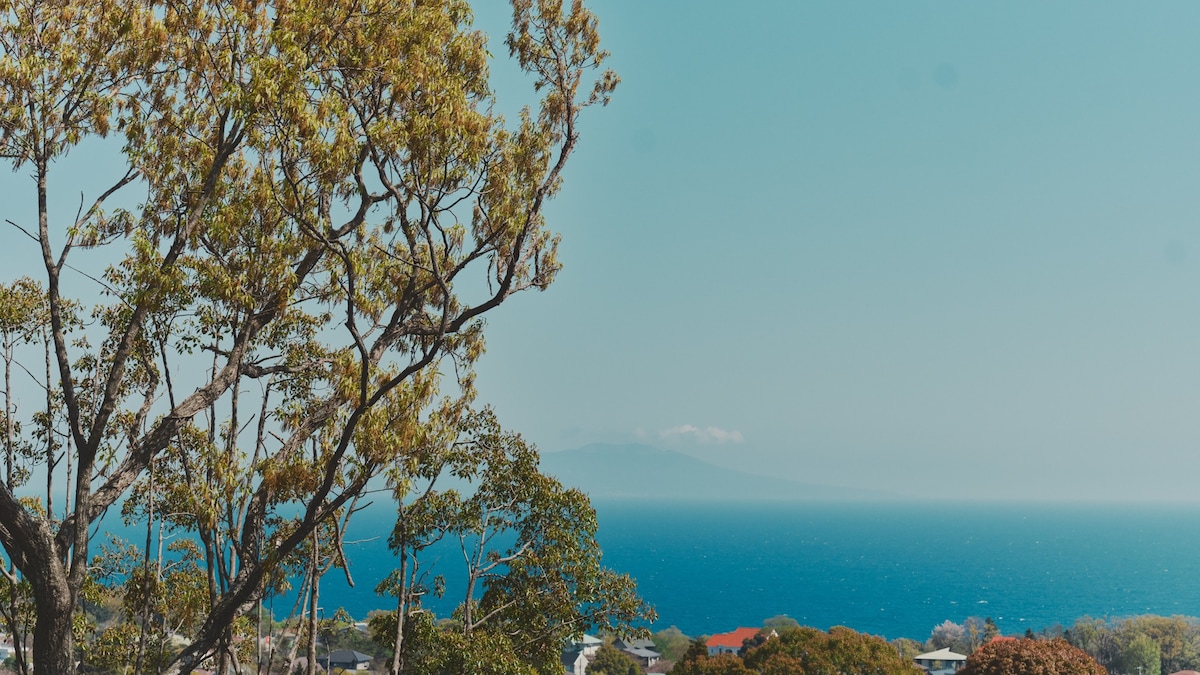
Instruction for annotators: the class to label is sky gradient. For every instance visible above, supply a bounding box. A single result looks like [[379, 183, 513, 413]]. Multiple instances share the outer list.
[[467, 2, 1200, 501], [3, 3, 1200, 501]]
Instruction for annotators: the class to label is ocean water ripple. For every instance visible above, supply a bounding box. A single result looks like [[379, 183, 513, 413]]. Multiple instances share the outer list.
[[282, 501, 1200, 641]]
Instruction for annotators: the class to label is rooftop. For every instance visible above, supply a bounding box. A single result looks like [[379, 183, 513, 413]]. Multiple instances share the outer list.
[[708, 627, 760, 649]]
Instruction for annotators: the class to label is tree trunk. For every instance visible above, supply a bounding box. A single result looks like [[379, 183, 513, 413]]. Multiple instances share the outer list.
[[305, 537, 319, 675], [133, 459, 155, 675], [4, 337, 13, 490], [43, 335, 53, 521], [283, 575, 311, 675], [390, 548, 407, 675], [28, 558, 73, 675]]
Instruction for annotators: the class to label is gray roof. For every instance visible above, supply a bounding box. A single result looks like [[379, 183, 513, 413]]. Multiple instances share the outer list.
[[327, 649, 373, 664], [562, 649, 588, 670], [615, 638, 657, 651]]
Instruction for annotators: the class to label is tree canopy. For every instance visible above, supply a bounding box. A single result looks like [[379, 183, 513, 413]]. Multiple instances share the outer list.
[[1065, 615, 1200, 675], [743, 626, 924, 675], [0, 0, 622, 673], [369, 410, 654, 674], [669, 639, 756, 675], [959, 638, 1107, 675], [586, 644, 641, 675], [671, 626, 923, 675]]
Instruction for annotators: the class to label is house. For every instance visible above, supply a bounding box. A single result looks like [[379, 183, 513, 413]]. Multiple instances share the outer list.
[[613, 637, 662, 668], [561, 634, 603, 675], [706, 627, 761, 656], [322, 649, 373, 671], [914, 647, 967, 675], [573, 634, 603, 657], [562, 648, 590, 675]]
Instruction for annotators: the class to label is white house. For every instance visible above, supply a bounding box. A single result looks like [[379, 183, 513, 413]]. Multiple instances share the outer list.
[[914, 647, 968, 675], [561, 634, 603, 675]]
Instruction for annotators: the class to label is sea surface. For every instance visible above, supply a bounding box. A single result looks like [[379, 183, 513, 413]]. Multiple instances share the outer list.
[[260, 501, 1200, 641]]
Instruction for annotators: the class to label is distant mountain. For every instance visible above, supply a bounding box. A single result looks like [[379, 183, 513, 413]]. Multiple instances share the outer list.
[[538, 443, 890, 502]]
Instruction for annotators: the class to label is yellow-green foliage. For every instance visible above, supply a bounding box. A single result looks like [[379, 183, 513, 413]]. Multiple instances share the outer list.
[[0, 0, 618, 672]]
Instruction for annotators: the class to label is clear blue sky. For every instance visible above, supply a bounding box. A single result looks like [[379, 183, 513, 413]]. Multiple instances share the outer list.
[[467, 1, 1200, 501], [4, 2, 1200, 501]]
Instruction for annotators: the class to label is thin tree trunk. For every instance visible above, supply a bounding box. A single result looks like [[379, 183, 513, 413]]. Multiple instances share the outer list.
[[26, 149, 77, 675], [43, 334, 53, 521], [283, 572, 312, 675], [155, 513, 170, 671], [4, 336, 13, 491], [305, 531, 320, 675], [63, 430, 71, 523], [1, 338, 24, 675], [390, 547, 408, 675], [133, 458, 155, 674]]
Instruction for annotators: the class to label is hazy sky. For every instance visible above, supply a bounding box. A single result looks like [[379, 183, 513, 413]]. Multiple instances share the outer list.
[[465, 2, 1200, 501], [4, 3, 1200, 501]]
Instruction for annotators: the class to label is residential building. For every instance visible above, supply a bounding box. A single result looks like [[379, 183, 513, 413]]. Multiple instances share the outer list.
[[914, 647, 968, 675], [707, 627, 760, 656], [614, 637, 662, 668], [322, 649, 373, 671]]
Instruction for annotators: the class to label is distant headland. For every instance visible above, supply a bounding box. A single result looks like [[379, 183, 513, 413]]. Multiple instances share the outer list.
[[538, 442, 894, 502]]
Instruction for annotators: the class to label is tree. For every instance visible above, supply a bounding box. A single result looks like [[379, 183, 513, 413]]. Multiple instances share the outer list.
[[0, 277, 51, 675], [1063, 615, 1200, 674], [959, 638, 1108, 675], [742, 625, 924, 675], [1118, 615, 1200, 674], [762, 615, 800, 632], [669, 639, 756, 675], [0, 0, 618, 672], [892, 638, 926, 662], [984, 618, 1001, 643], [964, 616, 986, 652], [1115, 633, 1160, 675], [652, 626, 692, 663], [373, 411, 654, 673], [929, 620, 970, 654], [587, 644, 641, 675], [1068, 617, 1108, 656]]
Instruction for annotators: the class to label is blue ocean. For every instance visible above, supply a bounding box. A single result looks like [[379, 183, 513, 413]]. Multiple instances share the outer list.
[[267, 501, 1200, 642]]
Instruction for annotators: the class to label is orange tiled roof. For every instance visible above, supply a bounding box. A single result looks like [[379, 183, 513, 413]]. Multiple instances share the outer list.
[[708, 627, 760, 649]]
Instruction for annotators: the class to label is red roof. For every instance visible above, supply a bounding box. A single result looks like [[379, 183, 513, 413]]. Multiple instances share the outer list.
[[708, 627, 760, 649]]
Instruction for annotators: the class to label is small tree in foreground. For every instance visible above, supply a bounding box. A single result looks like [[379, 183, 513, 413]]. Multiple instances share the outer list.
[[370, 410, 655, 674], [669, 638, 755, 675], [587, 644, 641, 675], [652, 626, 692, 662], [959, 638, 1108, 675]]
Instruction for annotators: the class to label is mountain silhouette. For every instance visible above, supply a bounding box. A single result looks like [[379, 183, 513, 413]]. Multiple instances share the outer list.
[[538, 443, 889, 501]]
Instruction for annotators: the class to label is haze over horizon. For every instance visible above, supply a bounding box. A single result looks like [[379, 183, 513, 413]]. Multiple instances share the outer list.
[[4, 2, 1200, 502]]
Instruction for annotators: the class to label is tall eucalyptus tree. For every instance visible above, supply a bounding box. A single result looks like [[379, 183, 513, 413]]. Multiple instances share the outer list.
[[0, 0, 617, 672]]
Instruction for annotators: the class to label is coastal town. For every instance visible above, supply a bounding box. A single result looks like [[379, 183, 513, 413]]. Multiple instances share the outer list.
[[0, 612, 1164, 674], [306, 614, 1200, 675]]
